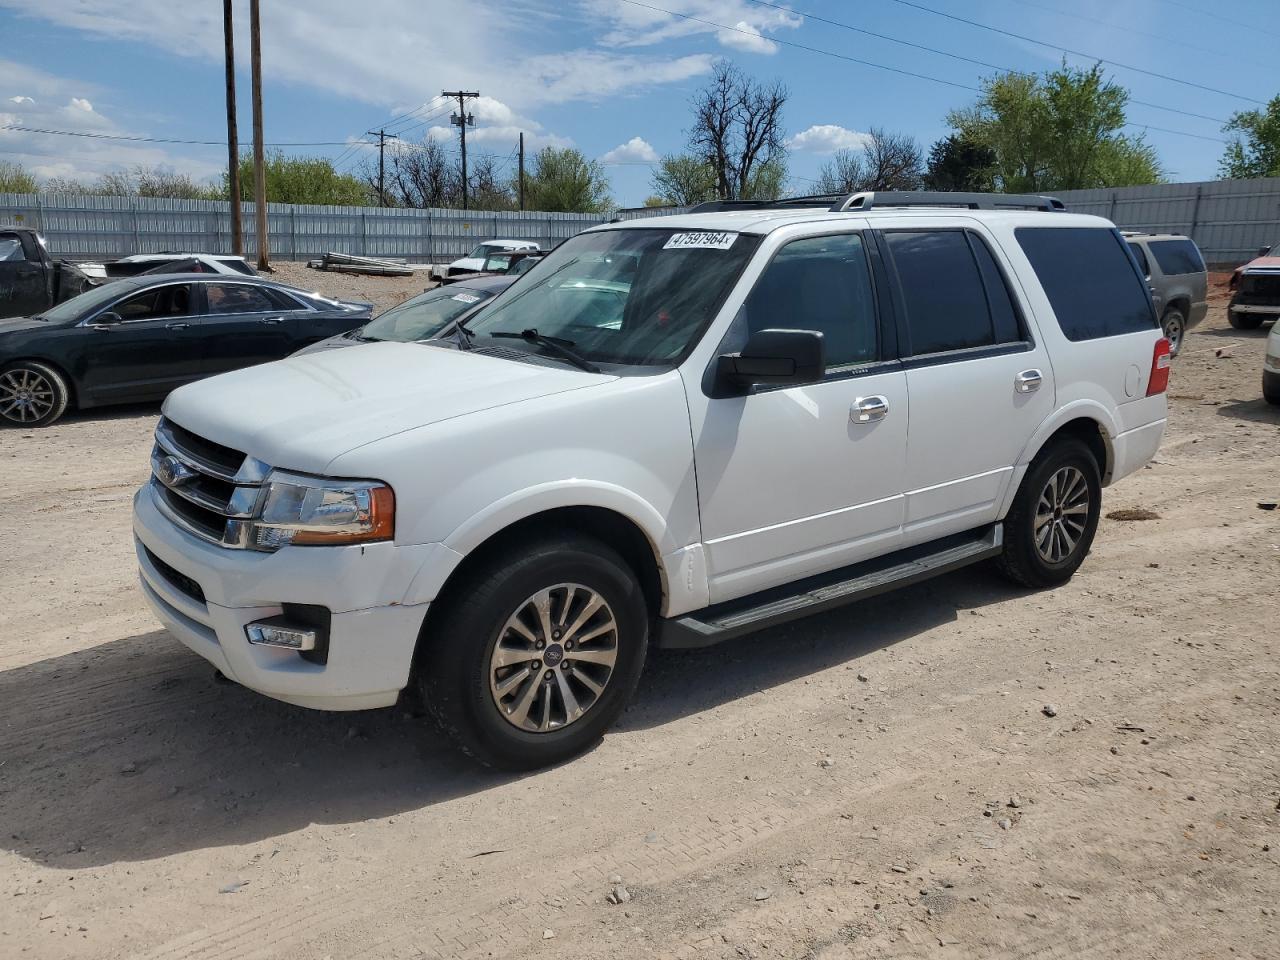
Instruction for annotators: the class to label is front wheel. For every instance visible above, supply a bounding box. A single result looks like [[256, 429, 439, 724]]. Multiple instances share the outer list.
[[1228, 309, 1263, 330], [997, 438, 1102, 589], [0, 361, 70, 427], [418, 533, 649, 770]]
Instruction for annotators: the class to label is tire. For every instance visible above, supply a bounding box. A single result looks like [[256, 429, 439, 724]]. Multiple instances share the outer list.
[[1161, 307, 1187, 356], [1228, 309, 1263, 330], [1264, 370, 1280, 406], [418, 532, 649, 770], [997, 438, 1102, 589], [0, 361, 70, 427]]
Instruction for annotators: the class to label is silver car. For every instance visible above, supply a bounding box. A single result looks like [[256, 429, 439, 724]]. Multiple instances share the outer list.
[[1124, 232, 1208, 357]]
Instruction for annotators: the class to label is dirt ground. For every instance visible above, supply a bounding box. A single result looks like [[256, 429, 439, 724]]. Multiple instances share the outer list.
[[1, 271, 1277, 960]]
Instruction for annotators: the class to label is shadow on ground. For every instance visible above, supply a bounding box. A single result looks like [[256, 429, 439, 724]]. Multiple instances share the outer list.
[[0, 566, 1016, 868], [1216, 397, 1280, 424]]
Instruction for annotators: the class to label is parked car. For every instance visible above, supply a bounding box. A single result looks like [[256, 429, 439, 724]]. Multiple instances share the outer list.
[[1228, 242, 1280, 330], [0, 274, 370, 426], [135, 255, 258, 277], [1123, 232, 1207, 356], [1264, 318, 1280, 405], [133, 191, 1169, 770], [0, 226, 99, 321], [439, 249, 544, 285], [294, 274, 517, 356], [429, 240, 539, 281]]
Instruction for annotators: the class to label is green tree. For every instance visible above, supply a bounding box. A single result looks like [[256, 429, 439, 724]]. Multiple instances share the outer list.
[[650, 154, 717, 205], [522, 147, 612, 213], [947, 63, 1162, 191], [229, 151, 374, 205], [1220, 95, 1280, 179], [923, 135, 997, 191], [0, 161, 38, 193]]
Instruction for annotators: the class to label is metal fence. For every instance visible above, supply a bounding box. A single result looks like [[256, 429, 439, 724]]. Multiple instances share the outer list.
[[5, 177, 1279, 267], [0, 193, 613, 263]]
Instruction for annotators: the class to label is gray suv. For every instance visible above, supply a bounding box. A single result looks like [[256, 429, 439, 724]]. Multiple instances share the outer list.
[[1124, 232, 1208, 356]]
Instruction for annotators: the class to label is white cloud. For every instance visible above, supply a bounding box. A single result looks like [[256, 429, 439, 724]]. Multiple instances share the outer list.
[[417, 95, 574, 153], [716, 21, 778, 55], [788, 124, 875, 154], [601, 137, 659, 164], [68, 97, 94, 112], [8, 95, 33, 104], [587, 0, 802, 53]]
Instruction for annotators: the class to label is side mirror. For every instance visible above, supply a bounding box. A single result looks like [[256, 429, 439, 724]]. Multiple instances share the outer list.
[[93, 311, 123, 327], [717, 328, 825, 388]]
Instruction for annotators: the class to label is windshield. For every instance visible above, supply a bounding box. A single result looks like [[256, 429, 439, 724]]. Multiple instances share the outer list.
[[362, 286, 495, 341], [467, 243, 499, 259], [35, 280, 134, 322], [464, 228, 761, 366]]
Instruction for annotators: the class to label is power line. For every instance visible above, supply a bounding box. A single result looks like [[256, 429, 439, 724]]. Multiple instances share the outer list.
[[0, 123, 370, 146]]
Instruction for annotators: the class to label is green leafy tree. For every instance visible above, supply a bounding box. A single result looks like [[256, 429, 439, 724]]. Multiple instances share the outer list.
[[948, 63, 1163, 190], [229, 151, 374, 205], [0, 161, 38, 193], [650, 154, 718, 205], [1220, 95, 1280, 179], [522, 147, 612, 213], [923, 135, 997, 191]]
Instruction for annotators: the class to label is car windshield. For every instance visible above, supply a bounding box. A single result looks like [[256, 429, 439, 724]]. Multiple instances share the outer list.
[[464, 227, 761, 367], [362, 286, 495, 342], [468, 243, 500, 259], [34, 280, 134, 322]]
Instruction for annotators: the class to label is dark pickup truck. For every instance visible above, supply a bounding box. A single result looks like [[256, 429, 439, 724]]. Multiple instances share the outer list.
[[0, 226, 97, 321], [1228, 242, 1280, 330]]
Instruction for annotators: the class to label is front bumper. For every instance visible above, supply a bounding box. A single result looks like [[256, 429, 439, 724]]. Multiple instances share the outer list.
[[1230, 303, 1280, 316], [133, 484, 430, 711]]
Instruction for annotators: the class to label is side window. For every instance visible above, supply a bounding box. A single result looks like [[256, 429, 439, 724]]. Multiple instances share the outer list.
[[263, 288, 310, 311], [1127, 241, 1151, 278], [112, 284, 193, 321], [742, 233, 878, 368], [204, 283, 276, 315], [0, 233, 27, 262], [885, 230, 995, 355], [1016, 227, 1156, 341], [1148, 239, 1204, 276], [969, 233, 1024, 345]]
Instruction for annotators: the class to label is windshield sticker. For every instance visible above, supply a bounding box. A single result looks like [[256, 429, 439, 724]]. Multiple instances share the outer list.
[[451, 292, 482, 303], [663, 231, 738, 251]]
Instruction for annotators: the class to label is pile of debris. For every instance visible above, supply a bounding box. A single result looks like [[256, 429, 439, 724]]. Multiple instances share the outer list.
[[308, 252, 414, 277]]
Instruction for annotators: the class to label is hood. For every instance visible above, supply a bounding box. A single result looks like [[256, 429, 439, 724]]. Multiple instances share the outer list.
[[0, 316, 49, 336], [1243, 256, 1280, 272], [163, 341, 616, 474]]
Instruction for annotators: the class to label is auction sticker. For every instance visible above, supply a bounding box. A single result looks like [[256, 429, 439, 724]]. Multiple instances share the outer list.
[[451, 292, 482, 303], [663, 231, 738, 251]]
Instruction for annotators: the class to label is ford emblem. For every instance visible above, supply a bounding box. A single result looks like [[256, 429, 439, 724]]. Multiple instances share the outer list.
[[156, 455, 197, 487]]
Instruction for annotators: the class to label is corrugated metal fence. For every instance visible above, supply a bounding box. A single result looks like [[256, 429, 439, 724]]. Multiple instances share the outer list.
[[4, 177, 1279, 267], [0, 193, 612, 263]]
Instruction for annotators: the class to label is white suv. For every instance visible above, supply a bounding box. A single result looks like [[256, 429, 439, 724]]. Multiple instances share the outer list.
[[133, 192, 1171, 769]]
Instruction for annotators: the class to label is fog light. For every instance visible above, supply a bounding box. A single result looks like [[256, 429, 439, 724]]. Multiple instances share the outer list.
[[245, 617, 317, 651]]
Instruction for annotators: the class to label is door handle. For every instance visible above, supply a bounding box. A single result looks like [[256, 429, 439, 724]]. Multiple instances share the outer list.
[[259, 316, 284, 325], [1015, 369, 1043, 394], [851, 395, 889, 423], [165, 322, 190, 331]]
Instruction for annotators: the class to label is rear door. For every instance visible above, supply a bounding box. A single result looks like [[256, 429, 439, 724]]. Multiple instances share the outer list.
[[194, 281, 299, 374], [877, 221, 1056, 545], [79, 282, 200, 402]]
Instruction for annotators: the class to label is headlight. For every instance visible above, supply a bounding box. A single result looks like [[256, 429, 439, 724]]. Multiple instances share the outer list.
[[249, 471, 394, 549]]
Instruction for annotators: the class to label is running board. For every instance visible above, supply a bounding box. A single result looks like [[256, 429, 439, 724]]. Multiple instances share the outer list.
[[657, 524, 1003, 649]]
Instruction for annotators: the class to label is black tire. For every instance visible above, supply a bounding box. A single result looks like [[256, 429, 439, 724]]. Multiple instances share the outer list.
[[1264, 370, 1280, 406], [1228, 309, 1263, 330], [1161, 306, 1187, 356], [0, 361, 70, 427], [997, 438, 1102, 589], [418, 532, 648, 770]]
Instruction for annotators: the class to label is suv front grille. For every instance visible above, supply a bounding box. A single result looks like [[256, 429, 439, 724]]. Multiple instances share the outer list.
[[1238, 272, 1280, 304], [143, 545, 206, 604], [150, 417, 271, 549]]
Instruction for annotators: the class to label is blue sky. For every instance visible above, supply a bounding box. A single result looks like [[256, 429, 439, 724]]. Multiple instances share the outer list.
[[1, 0, 1276, 207]]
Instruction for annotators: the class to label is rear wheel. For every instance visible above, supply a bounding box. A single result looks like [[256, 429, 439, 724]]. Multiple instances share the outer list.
[[997, 438, 1102, 589], [1161, 307, 1186, 356], [1228, 309, 1263, 330], [418, 533, 648, 769], [0, 361, 70, 427]]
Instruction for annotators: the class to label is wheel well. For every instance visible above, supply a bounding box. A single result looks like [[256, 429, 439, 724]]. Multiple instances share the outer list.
[[1, 357, 78, 409], [1039, 417, 1110, 482], [1162, 296, 1190, 318]]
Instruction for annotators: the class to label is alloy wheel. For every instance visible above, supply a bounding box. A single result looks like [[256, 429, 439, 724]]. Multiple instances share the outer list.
[[0, 368, 56, 424], [488, 583, 619, 733], [1034, 466, 1090, 564]]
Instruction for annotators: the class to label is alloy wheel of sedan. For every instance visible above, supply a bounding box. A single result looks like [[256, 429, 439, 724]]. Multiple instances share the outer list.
[[0, 367, 57, 424], [1034, 465, 1091, 564], [488, 583, 619, 733]]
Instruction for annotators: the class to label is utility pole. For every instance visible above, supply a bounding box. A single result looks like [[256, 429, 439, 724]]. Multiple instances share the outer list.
[[366, 128, 399, 206], [442, 90, 478, 210], [518, 131, 525, 211], [250, 0, 269, 271], [222, 0, 242, 255]]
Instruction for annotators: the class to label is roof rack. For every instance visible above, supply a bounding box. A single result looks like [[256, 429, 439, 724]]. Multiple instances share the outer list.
[[830, 191, 1066, 213], [686, 194, 844, 214]]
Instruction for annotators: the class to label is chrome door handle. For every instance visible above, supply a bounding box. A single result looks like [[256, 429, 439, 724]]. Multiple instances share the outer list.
[[259, 316, 284, 325], [165, 322, 189, 331], [851, 395, 889, 423], [1015, 369, 1043, 394]]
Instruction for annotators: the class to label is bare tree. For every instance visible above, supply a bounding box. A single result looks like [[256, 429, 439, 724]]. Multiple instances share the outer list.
[[815, 128, 924, 195], [814, 149, 869, 194], [688, 60, 787, 200], [375, 138, 460, 208]]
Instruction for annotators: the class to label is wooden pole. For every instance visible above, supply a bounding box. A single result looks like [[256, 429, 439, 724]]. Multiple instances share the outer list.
[[222, 0, 242, 255], [250, 0, 269, 270]]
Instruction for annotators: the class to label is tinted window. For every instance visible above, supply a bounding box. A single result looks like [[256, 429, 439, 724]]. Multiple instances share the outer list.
[[1148, 239, 1204, 276], [263, 288, 309, 311], [969, 234, 1024, 344], [205, 283, 276, 314], [886, 230, 993, 355], [220, 259, 255, 276], [1126, 241, 1150, 277], [742, 233, 878, 368], [363, 287, 495, 342], [1016, 227, 1156, 341], [113, 284, 192, 321]]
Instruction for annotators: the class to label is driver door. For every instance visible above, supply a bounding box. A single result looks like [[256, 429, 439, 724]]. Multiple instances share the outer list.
[[80, 282, 200, 403], [684, 229, 908, 603]]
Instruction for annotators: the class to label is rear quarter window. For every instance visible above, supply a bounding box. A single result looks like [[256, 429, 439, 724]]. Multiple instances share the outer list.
[[1148, 239, 1205, 276], [1016, 227, 1156, 341]]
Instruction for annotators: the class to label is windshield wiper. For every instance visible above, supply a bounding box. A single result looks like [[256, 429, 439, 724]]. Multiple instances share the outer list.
[[490, 328, 600, 373], [452, 316, 475, 351]]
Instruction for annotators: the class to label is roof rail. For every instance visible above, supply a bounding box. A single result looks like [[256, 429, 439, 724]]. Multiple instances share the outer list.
[[830, 191, 1066, 213]]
